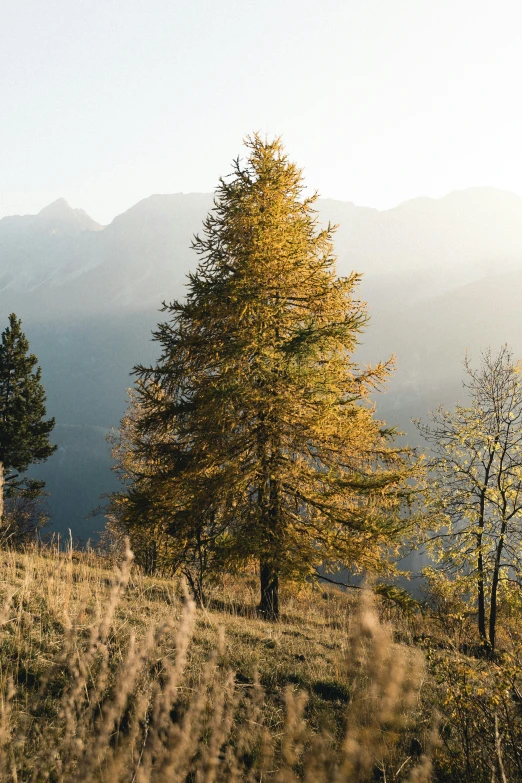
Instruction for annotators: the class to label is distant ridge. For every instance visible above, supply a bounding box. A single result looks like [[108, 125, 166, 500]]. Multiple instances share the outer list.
[[1, 198, 102, 232]]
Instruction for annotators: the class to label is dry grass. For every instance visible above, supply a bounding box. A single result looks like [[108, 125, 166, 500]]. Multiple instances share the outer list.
[[0, 543, 434, 782], [2, 541, 521, 781]]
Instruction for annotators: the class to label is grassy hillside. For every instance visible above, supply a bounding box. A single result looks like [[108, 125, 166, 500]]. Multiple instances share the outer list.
[[0, 546, 521, 781]]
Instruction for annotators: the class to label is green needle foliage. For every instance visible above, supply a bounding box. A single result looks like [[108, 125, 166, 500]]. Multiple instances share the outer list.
[[110, 135, 420, 616], [0, 313, 56, 500]]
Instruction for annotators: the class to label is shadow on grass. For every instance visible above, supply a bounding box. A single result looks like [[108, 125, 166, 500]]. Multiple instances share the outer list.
[[205, 597, 302, 625], [312, 680, 350, 704], [205, 597, 260, 618]]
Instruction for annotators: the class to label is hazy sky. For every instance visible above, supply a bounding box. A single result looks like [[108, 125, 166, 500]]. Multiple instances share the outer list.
[[1, 0, 521, 224]]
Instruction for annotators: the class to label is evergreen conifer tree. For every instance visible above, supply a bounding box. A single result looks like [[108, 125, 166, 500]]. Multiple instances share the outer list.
[[0, 314, 56, 500], [112, 136, 419, 616]]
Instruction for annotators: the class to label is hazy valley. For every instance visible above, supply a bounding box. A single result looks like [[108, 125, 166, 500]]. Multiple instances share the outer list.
[[2, 186, 522, 538]]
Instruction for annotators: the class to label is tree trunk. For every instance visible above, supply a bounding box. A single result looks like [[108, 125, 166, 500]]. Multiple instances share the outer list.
[[489, 574, 499, 653], [259, 559, 279, 619], [477, 453, 495, 645], [489, 524, 507, 652], [477, 547, 487, 642]]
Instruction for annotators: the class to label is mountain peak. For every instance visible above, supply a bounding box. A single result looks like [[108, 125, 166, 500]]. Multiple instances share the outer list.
[[39, 198, 73, 216], [36, 199, 102, 232]]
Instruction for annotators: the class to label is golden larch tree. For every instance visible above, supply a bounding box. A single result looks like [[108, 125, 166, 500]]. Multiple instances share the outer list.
[[111, 136, 419, 616]]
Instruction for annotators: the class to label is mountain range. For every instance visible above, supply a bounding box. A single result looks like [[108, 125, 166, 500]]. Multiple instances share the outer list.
[[2, 187, 522, 539]]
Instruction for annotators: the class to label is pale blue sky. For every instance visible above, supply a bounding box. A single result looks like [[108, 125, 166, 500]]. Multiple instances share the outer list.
[[1, 0, 521, 223]]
